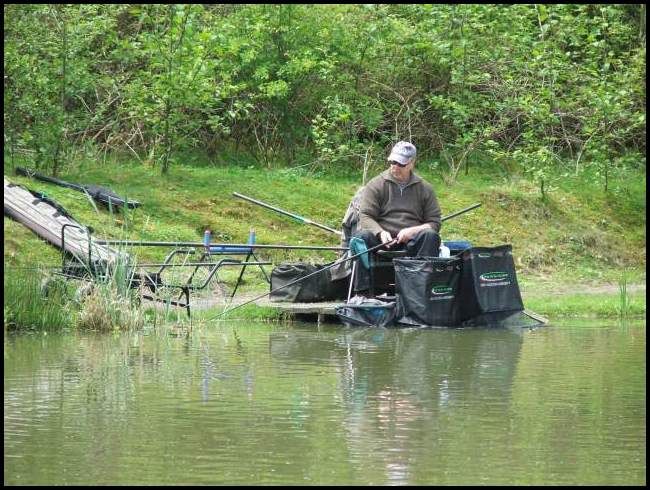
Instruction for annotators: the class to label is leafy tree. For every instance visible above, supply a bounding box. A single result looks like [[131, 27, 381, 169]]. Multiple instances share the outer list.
[[3, 4, 645, 182]]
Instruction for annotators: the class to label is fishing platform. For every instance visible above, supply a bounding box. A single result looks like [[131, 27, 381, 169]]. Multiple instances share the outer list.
[[263, 300, 340, 323], [261, 302, 548, 326]]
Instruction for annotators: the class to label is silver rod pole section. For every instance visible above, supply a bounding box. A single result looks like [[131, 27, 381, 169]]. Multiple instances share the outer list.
[[95, 204, 480, 249], [132, 261, 272, 268], [347, 260, 356, 303], [93, 241, 348, 251], [233, 192, 342, 235]]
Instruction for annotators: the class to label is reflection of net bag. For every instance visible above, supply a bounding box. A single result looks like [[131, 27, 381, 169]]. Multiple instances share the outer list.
[[270, 262, 348, 302], [457, 245, 524, 322], [394, 257, 462, 327]]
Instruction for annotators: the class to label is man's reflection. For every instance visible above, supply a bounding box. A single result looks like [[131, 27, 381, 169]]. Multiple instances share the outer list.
[[270, 326, 525, 484]]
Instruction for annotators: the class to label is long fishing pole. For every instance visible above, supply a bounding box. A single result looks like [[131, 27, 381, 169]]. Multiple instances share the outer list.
[[217, 238, 396, 318], [233, 192, 342, 236], [96, 204, 481, 250], [94, 240, 347, 251]]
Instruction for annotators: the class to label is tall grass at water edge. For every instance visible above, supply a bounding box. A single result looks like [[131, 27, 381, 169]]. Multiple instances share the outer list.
[[4, 202, 145, 332], [73, 200, 148, 332], [3, 260, 144, 332], [74, 202, 198, 331], [4, 260, 192, 332], [74, 254, 145, 332], [618, 269, 631, 322], [4, 269, 73, 331]]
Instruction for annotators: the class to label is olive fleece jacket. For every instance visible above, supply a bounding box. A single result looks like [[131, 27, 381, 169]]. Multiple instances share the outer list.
[[357, 169, 442, 237]]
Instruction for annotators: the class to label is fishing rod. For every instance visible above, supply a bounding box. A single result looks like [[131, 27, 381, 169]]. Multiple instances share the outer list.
[[217, 238, 397, 318], [131, 261, 272, 268], [15, 166, 140, 209], [235, 191, 479, 234], [96, 204, 481, 250], [94, 240, 347, 251], [233, 192, 342, 236]]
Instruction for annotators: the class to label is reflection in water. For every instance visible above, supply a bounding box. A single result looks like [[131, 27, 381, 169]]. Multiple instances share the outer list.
[[4, 322, 646, 485], [270, 327, 524, 485]]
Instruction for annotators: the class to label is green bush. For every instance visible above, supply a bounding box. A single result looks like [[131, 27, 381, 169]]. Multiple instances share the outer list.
[[4, 5, 645, 178]]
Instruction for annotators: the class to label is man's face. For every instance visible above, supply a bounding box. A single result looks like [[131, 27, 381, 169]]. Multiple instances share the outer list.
[[389, 159, 413, 181]]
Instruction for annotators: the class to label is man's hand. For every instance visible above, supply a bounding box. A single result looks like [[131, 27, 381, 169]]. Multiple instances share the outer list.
[[378, 230, 393, 247], [396, 225, 426, 244]]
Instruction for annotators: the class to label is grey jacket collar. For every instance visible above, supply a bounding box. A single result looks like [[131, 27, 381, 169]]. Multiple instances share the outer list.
[[381, 169, 422, 187]]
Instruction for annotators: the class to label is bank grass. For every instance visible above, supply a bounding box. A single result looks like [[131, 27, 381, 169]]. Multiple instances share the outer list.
[[4, 153, 645, 276], [4, 269, 75, 331], [523, 290, 646, 320], [3, 151, 646, 327], [195, 303, 291, 323]]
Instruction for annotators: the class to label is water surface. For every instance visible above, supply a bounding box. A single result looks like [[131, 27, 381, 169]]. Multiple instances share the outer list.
[[4, 321, 646, 485]]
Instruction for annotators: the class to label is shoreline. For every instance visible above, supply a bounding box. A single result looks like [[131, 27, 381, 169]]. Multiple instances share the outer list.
[[180, 281, 647, 322]]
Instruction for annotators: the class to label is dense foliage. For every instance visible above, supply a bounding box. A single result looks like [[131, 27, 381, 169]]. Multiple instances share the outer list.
[[4, 4, 646, 187]]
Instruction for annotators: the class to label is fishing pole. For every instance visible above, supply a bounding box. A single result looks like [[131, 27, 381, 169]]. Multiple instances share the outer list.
[[235, 192, 479, 233], [217, 238, 397, 318], [131, 261, 272, 268], [96, 204, 481, 250], [233, 192, 342, 236], [94, 240, 347, 251]]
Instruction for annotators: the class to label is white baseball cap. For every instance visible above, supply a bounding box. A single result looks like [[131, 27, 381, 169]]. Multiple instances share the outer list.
[[388, 141, 416, 166]]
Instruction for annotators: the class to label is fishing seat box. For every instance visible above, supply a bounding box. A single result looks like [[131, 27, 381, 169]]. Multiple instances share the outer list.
[[368, 249, 407, 296]]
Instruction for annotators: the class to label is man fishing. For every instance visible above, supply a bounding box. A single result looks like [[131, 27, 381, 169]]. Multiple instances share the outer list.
[[352, 141, 442, 295]]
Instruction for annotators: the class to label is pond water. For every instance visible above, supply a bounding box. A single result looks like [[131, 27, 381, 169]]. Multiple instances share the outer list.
[[4, 320, 646, 485]]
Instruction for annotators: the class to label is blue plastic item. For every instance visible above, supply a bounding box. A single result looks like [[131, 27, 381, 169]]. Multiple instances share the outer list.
[[349, 237, 370, 269]]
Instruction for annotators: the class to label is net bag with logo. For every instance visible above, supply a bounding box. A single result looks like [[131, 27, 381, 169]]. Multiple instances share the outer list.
[[457, 245, 524, 323], [394, 256, 462, 327]]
